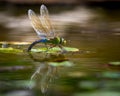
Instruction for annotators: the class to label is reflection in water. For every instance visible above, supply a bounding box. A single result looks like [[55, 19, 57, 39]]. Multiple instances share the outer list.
[[30, 62, 57, 93], [28, 53, 73, 94]]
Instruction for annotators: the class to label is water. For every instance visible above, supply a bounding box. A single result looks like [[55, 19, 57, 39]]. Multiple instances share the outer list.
[[0, 4, 120, 96]]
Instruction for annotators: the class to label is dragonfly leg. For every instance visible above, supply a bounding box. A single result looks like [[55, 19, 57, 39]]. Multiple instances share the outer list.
[[27, 40, 41, 52], [45, 44, 56, 52], [58, 45, 67, 53], [49, 45, 56, 49], [44, 43, 49, 50]]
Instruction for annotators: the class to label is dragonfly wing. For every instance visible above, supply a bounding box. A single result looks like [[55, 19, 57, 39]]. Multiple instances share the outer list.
[[40, 5, 56, 38], [28, 9, 47, 39]]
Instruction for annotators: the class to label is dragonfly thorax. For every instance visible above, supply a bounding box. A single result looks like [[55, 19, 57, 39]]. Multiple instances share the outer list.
[[48, 37, 66, 45]]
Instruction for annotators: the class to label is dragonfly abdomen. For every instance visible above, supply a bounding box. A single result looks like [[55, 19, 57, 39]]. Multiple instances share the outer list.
[[40, 39, 48, 43], [27, 39, 48, 51]]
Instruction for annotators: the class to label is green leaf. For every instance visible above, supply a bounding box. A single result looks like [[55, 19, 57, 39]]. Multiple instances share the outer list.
[[48, 61, 73, 67], [31, 46, 79, 53], [0, 47, 23, 53], [74, 91, 120, 96], [109, 61, 120, 66]]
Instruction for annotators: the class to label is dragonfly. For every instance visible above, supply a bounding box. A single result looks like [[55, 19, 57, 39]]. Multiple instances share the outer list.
[[27, 4, 66, 52]]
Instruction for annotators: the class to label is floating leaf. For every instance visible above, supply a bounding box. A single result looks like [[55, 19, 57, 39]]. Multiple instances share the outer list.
[[102, 72, 120, 79], [0, 41, 30, 45], [109, 61, 120, 66], [31, 47, 48, 53], [79, 81, 98, 90], [0, 47, 23, 53], [31, 46, 79, 53], [48, 61, 73, 67], [74, 91, 120, 96], [64, 47, 79, 52]]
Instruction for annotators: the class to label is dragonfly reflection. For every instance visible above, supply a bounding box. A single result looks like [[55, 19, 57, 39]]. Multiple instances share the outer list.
[[28, 53, 71, 94], [27, 4, 66, 52], [30, 62, 58, 93]]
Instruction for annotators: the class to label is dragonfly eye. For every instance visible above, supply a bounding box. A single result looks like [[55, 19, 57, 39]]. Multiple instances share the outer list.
[[62, 38, 66, 45], [64, 40, 66, 45]]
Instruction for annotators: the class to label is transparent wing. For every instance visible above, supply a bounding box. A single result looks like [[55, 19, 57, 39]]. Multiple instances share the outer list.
[[40, 4, 56, 38], [28, 9, 47, 39]]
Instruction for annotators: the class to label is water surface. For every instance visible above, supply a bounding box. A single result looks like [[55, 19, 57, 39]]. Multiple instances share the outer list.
[[0, 5, 120, 96]]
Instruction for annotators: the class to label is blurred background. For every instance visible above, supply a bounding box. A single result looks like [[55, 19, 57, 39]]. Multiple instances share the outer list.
[[0, 0, 120, 96]]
